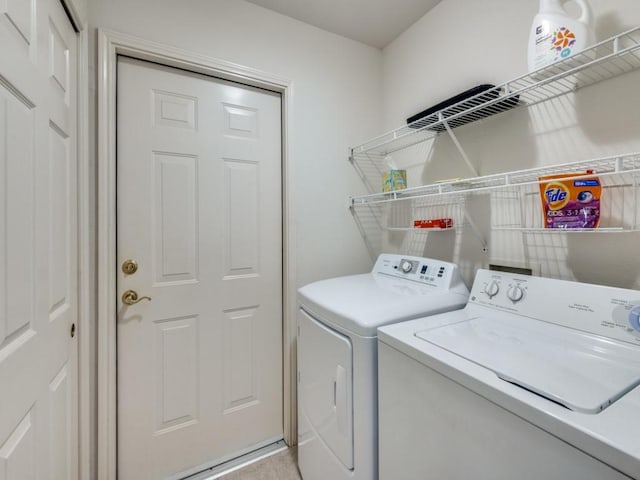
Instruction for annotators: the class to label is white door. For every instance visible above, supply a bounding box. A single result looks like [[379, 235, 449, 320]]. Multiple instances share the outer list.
[[0, 0, 78, 479], [117, 57, 283, 480]]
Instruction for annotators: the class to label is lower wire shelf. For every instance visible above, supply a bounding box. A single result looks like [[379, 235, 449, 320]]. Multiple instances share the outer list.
[[385, 227, 456, 233], [350, 152, 640, 234], [493, 227, 634, 233]]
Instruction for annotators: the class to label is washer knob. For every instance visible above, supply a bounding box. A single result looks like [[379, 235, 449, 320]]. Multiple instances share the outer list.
[[629, 305, 640, 332], [400, 261, 413, 273], [484, 281, 499, 298], [507, 285, 525, 303]]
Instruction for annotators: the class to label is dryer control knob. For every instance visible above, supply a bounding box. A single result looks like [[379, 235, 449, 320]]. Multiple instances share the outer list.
[[629, 305, 640, 332], [484, 281, 499, 298], [507, 285, 525, 303], [400, 261, 413, 273]]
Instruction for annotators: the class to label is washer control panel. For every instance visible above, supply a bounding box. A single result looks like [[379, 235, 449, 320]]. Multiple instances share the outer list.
[[484, 280, 500, 298], [470, 269, 640, 345], [477, 274, 528, 306], [507, 284, 525, 303], [373, 254, 456, 288]]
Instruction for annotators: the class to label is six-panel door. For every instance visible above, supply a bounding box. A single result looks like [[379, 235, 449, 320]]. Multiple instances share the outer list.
[[0, 0, 78, 478], [116, 57, 283, 480]]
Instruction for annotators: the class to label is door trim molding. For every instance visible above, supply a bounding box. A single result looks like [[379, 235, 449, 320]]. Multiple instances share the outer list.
[[97, 29, 297, 480], [75, 23, 92, 480]]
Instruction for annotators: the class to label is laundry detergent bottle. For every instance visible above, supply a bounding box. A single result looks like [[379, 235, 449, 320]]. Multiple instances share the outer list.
[[527, 0, 594, 73]]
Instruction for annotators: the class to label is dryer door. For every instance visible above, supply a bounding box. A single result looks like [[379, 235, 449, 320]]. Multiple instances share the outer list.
[[298, 308, 354, 469]]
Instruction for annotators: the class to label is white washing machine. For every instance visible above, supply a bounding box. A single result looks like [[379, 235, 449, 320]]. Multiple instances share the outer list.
[[378, 269, 640, 480], [297, 254, 469, 480]]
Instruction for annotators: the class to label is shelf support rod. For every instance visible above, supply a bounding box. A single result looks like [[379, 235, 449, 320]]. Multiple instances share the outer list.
[[439, 113, 479, 177]]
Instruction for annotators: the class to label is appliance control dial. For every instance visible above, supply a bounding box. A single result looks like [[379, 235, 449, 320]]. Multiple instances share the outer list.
[[507, 285, 525, 303], [484, 280, 499, 298], [400, 260, 413, 273], [629, 305, 640, 332]]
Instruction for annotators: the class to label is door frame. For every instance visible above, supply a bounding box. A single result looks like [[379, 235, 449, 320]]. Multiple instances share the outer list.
[[46, 2, 92, 479], [96, 29, 297, 480]]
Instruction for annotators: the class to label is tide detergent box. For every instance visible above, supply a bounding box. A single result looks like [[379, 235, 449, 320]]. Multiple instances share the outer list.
[[539, 172, 601, 229]]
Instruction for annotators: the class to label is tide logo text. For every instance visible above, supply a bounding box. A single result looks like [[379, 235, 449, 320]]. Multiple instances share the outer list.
[[545, 188, 567, 203]]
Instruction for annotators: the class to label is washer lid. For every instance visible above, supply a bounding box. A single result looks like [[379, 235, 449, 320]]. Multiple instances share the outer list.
[[298, 273, 468, 337], [415, 315, 640, 414]]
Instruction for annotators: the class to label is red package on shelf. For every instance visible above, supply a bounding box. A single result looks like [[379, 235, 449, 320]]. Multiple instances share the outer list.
[[413, 218, 453, 229]]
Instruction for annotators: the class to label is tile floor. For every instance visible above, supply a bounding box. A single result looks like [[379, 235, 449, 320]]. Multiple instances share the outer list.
[[218, 447, 302, 480]]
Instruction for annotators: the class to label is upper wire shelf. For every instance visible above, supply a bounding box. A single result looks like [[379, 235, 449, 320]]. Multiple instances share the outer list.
[[349, 26, 640, 159]]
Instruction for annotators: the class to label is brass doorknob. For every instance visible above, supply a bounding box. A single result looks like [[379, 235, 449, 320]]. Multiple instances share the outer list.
[[122, 290, 152, 305]]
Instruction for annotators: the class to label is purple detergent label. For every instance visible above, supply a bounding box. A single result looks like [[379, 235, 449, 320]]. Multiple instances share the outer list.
[[540, 175, 602, 229], [544, 199, 600, 228]]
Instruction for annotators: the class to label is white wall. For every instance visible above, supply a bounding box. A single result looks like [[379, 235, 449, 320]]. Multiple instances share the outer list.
[[381, 0, 640, 288]]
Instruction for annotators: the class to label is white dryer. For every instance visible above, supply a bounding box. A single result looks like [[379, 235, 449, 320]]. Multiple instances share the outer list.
[[297, 254, 469, 480], [378, 269, 640, 480]]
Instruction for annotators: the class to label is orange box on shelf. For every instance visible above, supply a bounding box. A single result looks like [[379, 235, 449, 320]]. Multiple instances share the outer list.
[[413, 218, 453, 229]]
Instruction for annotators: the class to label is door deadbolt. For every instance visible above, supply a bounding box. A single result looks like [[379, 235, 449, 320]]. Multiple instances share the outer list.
[[122, 259, 138, 275]]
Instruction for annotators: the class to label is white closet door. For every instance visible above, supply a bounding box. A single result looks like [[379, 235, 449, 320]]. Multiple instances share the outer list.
[[0, 0, 78, 479]]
